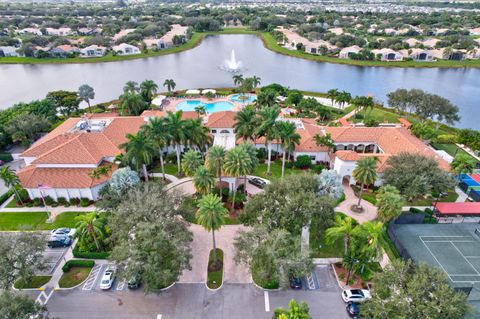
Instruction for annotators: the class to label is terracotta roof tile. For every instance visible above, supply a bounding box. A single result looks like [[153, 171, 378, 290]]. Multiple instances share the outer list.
[[207, 111, 236, 128]]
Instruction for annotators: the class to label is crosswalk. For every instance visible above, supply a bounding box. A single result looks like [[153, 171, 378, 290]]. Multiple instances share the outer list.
[[82, 264, 102, 290], [36, 287, 54, 305]]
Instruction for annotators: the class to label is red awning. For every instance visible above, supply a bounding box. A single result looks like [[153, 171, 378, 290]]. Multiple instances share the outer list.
[[435, 202, 480, 215], [471, 174, 480, 184]]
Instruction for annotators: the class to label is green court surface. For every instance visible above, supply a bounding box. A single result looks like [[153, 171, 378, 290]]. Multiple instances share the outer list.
[[391, 224, 480, 285]]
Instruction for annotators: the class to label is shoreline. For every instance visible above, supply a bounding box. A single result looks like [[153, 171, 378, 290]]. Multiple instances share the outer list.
[[1, 28, 479, 68]]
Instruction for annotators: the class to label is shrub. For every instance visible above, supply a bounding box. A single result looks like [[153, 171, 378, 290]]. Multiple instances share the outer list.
[[69, 198, 79, 206], [256, 148, 267, 161], [409, 207, 424, 214], [62, 259, 95, 272], [0, 188, 14, 205], [0, 153, 13, 162], [294, 155, 312, 169], [364, 118, 380, 127], [312, 164, 324, 174], [16, 188, 29, 202], [435, 134, 458, 144], [44, 196, 54, 205], [80, 198, 91, 207], [33, 198, 43, 206], [166, 152, 177, 164], [72, 246, 110, 260], [284, 161, 294, 169], [51, 202, 59, 207], [26, 201, 33, 207], [57, 197, 67, 205]]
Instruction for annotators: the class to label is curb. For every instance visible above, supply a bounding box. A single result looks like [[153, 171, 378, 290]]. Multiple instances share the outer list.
[[205, 249, 225, 292], [251, 275, 282, 292], [331, 263, 346, 289], [159, 281, 176, 292], [55, 263, 96, 291]]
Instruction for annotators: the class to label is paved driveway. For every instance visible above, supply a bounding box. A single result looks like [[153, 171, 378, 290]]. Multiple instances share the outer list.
[[179, 224, 251, 284], [337, 183, 377, 224]]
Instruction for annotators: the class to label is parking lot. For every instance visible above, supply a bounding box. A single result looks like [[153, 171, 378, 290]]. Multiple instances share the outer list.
[[38, 265, 349, 319], [41, 245, 69, 275]]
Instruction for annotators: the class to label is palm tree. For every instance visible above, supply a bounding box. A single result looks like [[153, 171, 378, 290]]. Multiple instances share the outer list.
[[336, 91, 352, 109], [352, 157, 378, 209], [314, 133, 335, 153], [206, 145, 226, 191], [276, 121, 300, 177], [256, 90, 277, 108], [256, 106, 281, 175], [232, 74, 244, 87], [119, 132, 156, 181], [75, 212, 106, 251], [140, 80, 158, 105], [238, 142, 259, 193], [119, 92, 146, 116], [142, 117, 170, 180], [0, 166, 23, 205], [123, 81, 139, 94], [163, 79, 176, 93], [193, 166, 216, 195], [327, 89, 339, 106], [181, 150, 203, 177], [194, 105, 206, 119], [163, 111, 188, 176], [326, 215, 357, 255], [185, 118, 211, 155], [196, 193, 228, 267], [233, 107, 257, 142], [251, 75, 261, 88], [451, 153, 476, 176], [223, 146, 252, 212], [355, 221, 384, 260]]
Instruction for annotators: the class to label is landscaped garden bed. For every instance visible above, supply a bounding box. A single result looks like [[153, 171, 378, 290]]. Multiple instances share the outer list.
[[333, 262, 378, 289], [206, 249, 224, 290], [14, 276, 51, 289], [59, 260, 95, 288]]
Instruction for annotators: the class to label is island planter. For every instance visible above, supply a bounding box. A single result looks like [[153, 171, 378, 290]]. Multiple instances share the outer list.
[[206, 248, 224, 291]]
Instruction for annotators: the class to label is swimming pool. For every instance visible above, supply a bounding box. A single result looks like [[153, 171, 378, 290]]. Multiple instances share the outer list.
[[229, 93, 257, 104], [176, 100, 234, 113]]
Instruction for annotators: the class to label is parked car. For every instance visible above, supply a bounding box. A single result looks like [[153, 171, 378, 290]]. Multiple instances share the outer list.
[[346, 301, 361, 318], [127, 273, 141, 289], [47, 236, 72, 248], [341, 289, 371, 303], [99, 268, 116, 290], [50, 228, 76, 238], [289, 277, 302, 290], [438, 191, 449, 198], [248, 177, 266, 189]]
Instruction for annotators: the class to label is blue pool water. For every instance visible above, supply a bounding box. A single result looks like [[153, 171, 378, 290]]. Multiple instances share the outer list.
[[176, 100, 234, 113], [229, 93, 257, 103]]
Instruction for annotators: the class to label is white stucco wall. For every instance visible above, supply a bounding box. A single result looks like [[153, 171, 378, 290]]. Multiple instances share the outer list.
[[26, 183, 108, 201]]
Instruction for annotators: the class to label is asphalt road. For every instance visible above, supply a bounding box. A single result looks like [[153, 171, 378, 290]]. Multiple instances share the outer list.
[[39, 265, 349, 319]]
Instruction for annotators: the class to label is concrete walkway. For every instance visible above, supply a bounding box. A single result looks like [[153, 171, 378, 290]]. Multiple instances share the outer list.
[[151, 173, 178, 182], [336, 183, 377, 224]]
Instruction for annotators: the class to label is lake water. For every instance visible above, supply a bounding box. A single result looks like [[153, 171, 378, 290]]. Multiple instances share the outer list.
[[0, 34, 479, 129]]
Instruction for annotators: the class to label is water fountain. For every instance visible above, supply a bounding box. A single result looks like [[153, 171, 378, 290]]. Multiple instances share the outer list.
[[223, 49, 242, 72]]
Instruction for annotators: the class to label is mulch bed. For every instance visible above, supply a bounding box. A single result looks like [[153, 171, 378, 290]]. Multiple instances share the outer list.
[[333, 262, 367, 289]]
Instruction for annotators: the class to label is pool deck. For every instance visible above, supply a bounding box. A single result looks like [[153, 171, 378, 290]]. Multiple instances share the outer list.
[[164, 95, 253, 114]]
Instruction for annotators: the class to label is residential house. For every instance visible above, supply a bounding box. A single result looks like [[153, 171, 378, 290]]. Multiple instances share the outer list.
[[49, 45, 79, 58], [158, 24, 188, 48], [112, 43, 140, 56], [80, 45, 107, 58], [46, 27, 74, 36], [401, 48, 435, 61], [339, 45, 361, 59], [422, 38, 440, 48], [112, 29, 136, 42], [466, 49, 480, 60], [77, 27, 102, 36], [470, 28, 480, 36], [404, 38, 422, 48], [17, 28, 42, 35], [372, 48, 403, 61], [0, 46, 20, 57]]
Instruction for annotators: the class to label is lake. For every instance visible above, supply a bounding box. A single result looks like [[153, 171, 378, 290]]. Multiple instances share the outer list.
[[0, 34, 479, 129]]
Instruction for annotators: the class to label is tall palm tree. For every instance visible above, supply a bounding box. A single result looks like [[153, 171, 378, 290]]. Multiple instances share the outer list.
[[238, 142, 259, 193], [232, 74, 244, 87], [196, 194, 228, 267], [193, 166, 216, 195], [223, 146, 252, 212], [163, 79, 176, 93], [256, 90, 277, 108], [251, 75, 261, 88], [163, 111, 188, 176], [119, 92, 146, 116], [352, 157, 378, 209], [75, 212, 106, 251], [206, 145, 226, 191], [233, 107, 257, 142], [119, 132, 156, 181], [327, 89, 339, 106], [336, 91, 352, 109], [276, 121, 300, 177], [181, 150, 203, 177], [326, 215, 357, 255], [194, 105, 206, 119], [185, 118, 211, 155], [123, 81, 139, 94], [142, 117, 170, 180], [0, 166, 23, 205], [256, 106, 281, 175], [140, 80, 158, 105]]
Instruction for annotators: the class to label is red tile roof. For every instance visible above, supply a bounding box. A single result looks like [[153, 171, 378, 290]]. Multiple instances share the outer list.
[[207, 111, 236, 128], [436, 202, 480, 215]]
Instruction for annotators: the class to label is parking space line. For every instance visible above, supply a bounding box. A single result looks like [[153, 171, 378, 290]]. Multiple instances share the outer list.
[[82, 264, 102, 290], [156, 315, 162, 319], [116, 280, 126, 291], [264, 291, 270, 312]]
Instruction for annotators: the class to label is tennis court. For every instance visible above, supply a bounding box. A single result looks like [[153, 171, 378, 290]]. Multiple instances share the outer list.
[[390, 223, 480, 285]]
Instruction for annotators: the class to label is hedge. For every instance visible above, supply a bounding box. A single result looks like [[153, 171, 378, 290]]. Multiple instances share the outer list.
[[0, 188, 14, 206], [62, 259, 95, 272], [73, 246, 110, 259], [0, 153, 13, 162]]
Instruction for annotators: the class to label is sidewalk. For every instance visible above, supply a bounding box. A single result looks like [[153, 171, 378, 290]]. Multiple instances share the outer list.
[[337, 183, 377, 224]]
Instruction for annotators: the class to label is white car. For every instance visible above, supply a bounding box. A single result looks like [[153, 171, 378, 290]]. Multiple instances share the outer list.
[[50, 228, 76, 238], [341, 289, 371, 303], [99, 268, 116, 290]]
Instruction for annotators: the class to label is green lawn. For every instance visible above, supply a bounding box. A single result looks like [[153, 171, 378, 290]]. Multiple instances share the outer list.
[[252, 162, 317, 180], [431, 143, 480, 164], [406, 191, 459, 206], [0, 211, 89, 231], [58, 266, 92, 288], [14, 276, 51, 289], [353, 108, 401, 124], [207, 249, 224, 289], [152, 163, 180, 176]]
